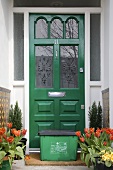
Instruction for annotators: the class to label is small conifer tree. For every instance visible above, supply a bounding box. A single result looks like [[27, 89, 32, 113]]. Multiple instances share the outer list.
[[88, 101, 102, 130], [8, 101, 22, 130], [97, 101, 102, 129], [88, 101, 97, 129]]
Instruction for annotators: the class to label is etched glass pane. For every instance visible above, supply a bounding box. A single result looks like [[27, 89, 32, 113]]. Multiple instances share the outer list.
[[35, 46, 53, 88], [51, 19, 63, 38], [14, 13, 24, 80], [66, 19, 78, 38], [90, 14, 100, 81], [35, 19, 48, 38], [60, 46, 78, 88]]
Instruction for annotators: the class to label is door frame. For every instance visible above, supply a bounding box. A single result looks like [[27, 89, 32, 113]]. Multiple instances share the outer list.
[[11, 5, 103, 153]]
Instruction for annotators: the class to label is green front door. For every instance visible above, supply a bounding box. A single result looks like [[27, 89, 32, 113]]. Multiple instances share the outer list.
[[29, 14, 85, 148]]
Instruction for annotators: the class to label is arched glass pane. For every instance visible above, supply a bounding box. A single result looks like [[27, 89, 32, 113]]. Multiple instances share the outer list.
[[51, 19, 63, 38], [35, 19, 48, 38], [60, 46, 78, 88], [66, 19, 78, 39]]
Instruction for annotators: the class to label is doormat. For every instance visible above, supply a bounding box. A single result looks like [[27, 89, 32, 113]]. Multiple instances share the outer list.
[[25, 153, 86, 166]]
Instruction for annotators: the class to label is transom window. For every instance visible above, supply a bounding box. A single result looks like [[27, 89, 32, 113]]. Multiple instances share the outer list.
[[35, 17, 78, 39]]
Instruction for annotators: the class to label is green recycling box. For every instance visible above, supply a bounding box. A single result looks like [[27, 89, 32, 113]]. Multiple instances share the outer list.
[[39, 130, 78, 161]]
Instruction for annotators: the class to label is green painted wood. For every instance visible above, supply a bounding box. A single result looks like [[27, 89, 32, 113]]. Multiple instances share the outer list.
[[29, 14, 85, 148]]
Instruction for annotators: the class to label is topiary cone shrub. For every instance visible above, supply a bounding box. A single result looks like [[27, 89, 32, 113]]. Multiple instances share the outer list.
[[88, 101, 102, 130], [8, 101, 22, 130]]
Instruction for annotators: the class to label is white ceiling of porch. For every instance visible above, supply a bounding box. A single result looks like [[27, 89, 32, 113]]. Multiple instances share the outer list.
[[14, 0, 101, 7]]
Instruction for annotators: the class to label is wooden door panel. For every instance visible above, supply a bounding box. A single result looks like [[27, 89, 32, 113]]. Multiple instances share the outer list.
[[60, 100, 79, 114], [60, 122, 79, 130], [30, 122, 55, 148], [34, 101, 54, 114]]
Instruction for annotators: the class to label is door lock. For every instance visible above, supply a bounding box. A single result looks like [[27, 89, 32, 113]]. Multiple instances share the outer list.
[[81, 105, 85, 109], [80, 68, 83, 73]]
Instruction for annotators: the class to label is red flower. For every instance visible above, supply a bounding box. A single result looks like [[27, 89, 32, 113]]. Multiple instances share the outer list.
[[80, 137, 85, 143], [7, 123, 12, 129], [75, 131, 81, 137], [105, 128, 111, 134], [89, 128, 94, 134], [25, 155, 30, 160], [11, 128, 16, 135], [7, 136, 14, 143], [0, 128, 6, 135], [86, 133, 91, 138], [13, 130, 21, 137], [110, 129, 113, 135], [110, 135, 113, 140], [21, 129, 27, 136], [96, 128, 102, 133], [103, 141, 107, 146], [95, 131, 101, 138], [84, 128, 89, 133]]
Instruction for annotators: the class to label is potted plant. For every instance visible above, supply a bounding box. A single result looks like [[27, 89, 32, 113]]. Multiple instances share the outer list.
[[94, 147, 113, 170], [8, 101, 27, 157], [0, 123, 27, 170], [75, 128, 113, 168]]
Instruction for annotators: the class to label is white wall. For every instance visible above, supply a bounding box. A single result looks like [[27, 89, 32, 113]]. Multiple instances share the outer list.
[[0, 0, 11, 89], [108, 0, 113, 128], [103, 0, 113, 128]]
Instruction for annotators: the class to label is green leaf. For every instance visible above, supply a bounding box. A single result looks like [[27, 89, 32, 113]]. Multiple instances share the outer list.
[[8, 150, 15, 157], [85, 153, 91, 167], [105, 161, 112, 167], [0, 151, 6, 160], [80, 153, 85, 161]]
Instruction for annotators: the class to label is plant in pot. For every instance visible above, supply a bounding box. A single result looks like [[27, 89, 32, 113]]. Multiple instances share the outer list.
[[94, 147, 113, 170], [75, 128, 113, 169], [0, 123, 27, 170], [8, 101, 27, 158]]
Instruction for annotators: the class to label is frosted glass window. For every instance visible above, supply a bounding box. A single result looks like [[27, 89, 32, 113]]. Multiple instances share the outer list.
[[51, 19, 63, 39], [14, 0, 100, 7], [66, 19, 78, 39], [14, 13, 24, 80], [35, 46, 53, 88], [35, 19, 48, 38], [60, 46, 78, 88], [90, 14, 100, 81]]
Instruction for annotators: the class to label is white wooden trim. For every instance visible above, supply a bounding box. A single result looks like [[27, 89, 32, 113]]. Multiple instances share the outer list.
[[100, 5, 104, 104], [12, 7, 102, 13], [24, 11, 30, 154], [85, 12, 90, 128], [11, 2, 104, 151], [13, 81, 25, 86], [89, 82, 102, 86], [9, 7, 14, 104]]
